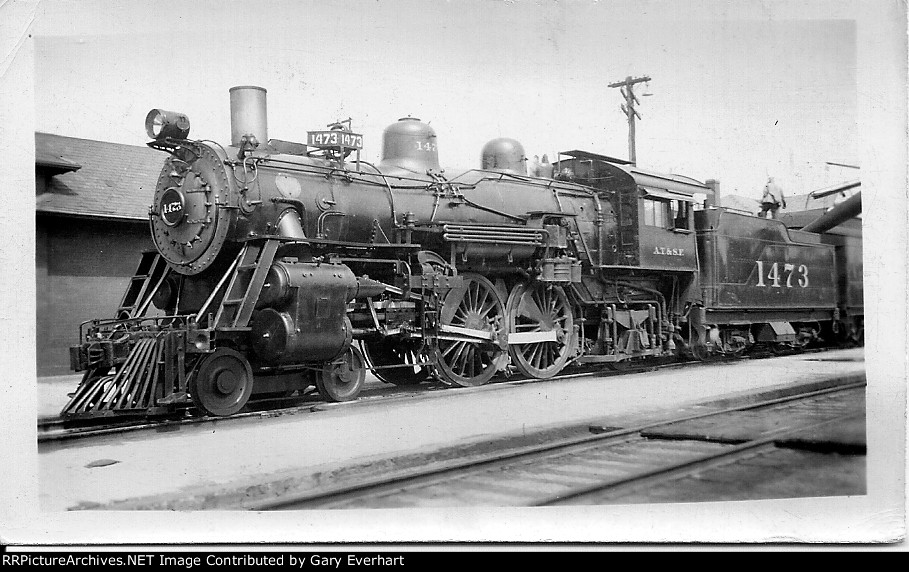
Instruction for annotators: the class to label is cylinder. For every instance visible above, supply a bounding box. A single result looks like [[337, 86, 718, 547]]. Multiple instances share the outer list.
[[229, 86, 268, 147], [250, 309, 352, 363], [256, 263, 294, 309], [251, 262, 358, 364], [352, 276, 387, 299]]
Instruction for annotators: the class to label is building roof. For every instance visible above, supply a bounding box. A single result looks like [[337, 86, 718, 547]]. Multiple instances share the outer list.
[[36, 132, 165, 220], [35, 149, 82, 174], [718, 194, 760, 215]]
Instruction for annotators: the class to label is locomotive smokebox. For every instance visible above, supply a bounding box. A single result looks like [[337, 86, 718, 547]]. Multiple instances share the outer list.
[[379, 117, 441, 174], [229, 86, 268, 147]]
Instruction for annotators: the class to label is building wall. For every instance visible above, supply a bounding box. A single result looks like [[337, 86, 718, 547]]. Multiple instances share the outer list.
[[36, 213, 153, 376]]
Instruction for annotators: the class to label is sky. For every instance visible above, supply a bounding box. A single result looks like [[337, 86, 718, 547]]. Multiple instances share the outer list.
[[31, 0, 861, 200]]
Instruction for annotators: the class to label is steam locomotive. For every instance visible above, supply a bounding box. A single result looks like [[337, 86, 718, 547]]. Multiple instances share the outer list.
[[62, 86, 863, 419]]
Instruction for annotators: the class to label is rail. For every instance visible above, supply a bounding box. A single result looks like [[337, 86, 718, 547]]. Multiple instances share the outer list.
[[253, 380, 864, 510]]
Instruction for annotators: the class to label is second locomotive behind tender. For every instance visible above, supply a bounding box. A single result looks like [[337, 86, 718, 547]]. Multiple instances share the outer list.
[[63, 86, 863, 419]]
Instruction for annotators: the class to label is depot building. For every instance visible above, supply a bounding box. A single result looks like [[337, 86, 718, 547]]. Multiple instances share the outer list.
[[35, 132, 163, 375]]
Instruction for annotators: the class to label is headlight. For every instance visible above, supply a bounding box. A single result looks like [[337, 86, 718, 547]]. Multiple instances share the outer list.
[[145, 109, 191, 140]]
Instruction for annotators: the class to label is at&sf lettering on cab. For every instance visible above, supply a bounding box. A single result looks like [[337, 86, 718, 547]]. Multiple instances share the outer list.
[[62, 86, 863, 419]]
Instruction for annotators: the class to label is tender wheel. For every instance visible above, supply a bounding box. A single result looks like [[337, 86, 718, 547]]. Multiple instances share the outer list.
[[770, 342, 793, 356], [362, 338, 429, 385], [190, 348, 254, 417], [317, 346, 366, 402], [506, 282, 574, 379], [849, 320, 864, 347], [690, 342, 711, 362], [435, 273, 506, 387]]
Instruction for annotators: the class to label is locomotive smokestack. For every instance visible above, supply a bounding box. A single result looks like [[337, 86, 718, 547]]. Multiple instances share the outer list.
[[229, 86, 268, 147]]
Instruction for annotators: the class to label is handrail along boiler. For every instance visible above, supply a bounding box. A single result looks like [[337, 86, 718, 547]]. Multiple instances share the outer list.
[[63, 86, 864, 418]]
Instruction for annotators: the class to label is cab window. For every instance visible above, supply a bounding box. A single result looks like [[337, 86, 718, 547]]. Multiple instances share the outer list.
[[670, 199, 691, 230], [643, 198, 668, 228]]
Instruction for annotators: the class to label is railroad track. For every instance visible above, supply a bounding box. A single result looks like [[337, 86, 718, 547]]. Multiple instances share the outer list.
[[38, 355, 684, 442], [252, 381, 865, 510], [36, 346, 846, 444], [37, 390, 326, 443]]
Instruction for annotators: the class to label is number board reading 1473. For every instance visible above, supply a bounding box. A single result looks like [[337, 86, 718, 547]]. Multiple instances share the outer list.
[[307, 130, 364, 150]]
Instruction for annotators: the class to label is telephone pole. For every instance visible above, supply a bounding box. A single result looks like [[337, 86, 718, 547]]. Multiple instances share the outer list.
[[608, 75, 651, 164]]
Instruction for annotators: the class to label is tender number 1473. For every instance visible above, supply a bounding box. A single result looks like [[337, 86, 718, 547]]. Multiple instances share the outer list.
[[755, 261, 809, 288]]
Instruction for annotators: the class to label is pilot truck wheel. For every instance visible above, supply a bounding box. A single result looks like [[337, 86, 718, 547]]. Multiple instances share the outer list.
[[189, 348, 254, 417]]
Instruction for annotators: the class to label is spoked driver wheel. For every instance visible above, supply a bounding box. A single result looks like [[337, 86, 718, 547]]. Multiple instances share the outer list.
[[362, 337, 429, 385], [190, 348, 254, 417], [434, 273, 506, 387], [317, 346, 367, 402], [506, 282, 574, 379]]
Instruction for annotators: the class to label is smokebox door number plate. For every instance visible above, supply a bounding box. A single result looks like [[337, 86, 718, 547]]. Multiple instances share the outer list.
[[160, 187, 185, 226]]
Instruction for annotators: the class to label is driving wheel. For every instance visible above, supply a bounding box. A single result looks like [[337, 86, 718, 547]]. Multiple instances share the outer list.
[[434, 273, 506, 387], [506, 282, 574, 379], [362, 337, 429, 385]]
